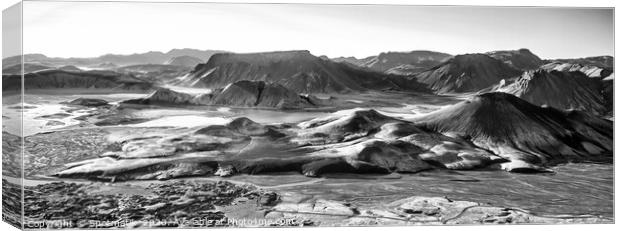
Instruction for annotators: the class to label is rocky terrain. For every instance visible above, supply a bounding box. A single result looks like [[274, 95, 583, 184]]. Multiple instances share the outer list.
[[412, 54, 523, 93], [16, 179, 272, 228], [3, 178, 606, 229], [496, 69, 610, 115], [2, 132, 22, 178], [266, 193, 609, 226], [175, 50, 430, 94], [2, 179, 22, 229]]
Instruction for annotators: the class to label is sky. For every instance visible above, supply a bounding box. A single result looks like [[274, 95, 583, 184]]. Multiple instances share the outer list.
[[11, 1, 614, 59]]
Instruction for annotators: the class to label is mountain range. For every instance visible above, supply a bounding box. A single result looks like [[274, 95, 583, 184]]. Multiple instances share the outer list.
[[1, 48, 226, 69], [1, 48, 614, 115], [333, 50, 452, 75]]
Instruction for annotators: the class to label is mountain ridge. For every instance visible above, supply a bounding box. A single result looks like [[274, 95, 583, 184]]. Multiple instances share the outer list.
[[179, 50, 431, 94], [2, 49, 227, 68], [412, 53, 523, 93]]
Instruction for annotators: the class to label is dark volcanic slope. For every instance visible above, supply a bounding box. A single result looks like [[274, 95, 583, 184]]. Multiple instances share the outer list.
[[498, 69, 609, 115], [486, 49, 544, 71], [178, 50, 430, 94], [2, 69, 153, 92], [413, 54, 522, 93], [124, 80, 316, 109], [412, 92, 612, 171]]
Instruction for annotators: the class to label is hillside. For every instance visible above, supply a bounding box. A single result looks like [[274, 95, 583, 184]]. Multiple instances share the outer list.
[[497, 69, 609, 115], [412, 92, 612, 171], [413, 54, 522, 93]]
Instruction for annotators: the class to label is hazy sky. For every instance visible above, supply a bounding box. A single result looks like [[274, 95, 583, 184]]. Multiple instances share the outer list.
[[16, 1, 614, 59]]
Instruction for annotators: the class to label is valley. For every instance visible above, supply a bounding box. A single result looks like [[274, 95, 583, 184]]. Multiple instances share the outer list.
[[1, 47, 614, 228]]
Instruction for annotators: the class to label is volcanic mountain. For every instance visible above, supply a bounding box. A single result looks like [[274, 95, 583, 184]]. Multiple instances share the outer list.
[[412, 92, 612, 172], [177, 50, 430, 94], [497, 69, 610, 115], [165, 55, 203, 67], [486, 48, 544, 71], [412, 54, 523, 93], [333, 50, 452, 75], [123, 80, 318, 109], [2, 69, 153, 92]]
